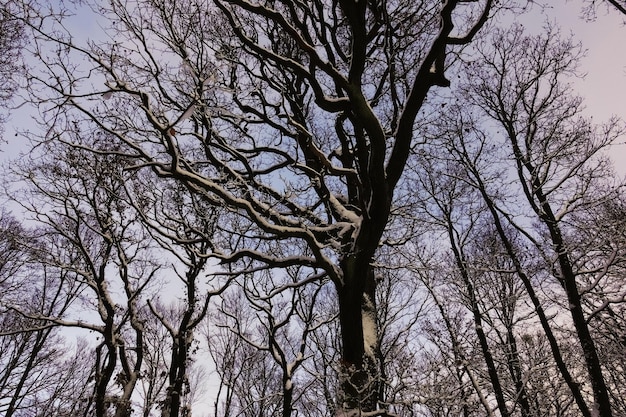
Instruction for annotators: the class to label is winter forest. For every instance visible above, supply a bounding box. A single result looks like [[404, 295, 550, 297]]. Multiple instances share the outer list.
[[1, 0, 626, 416]]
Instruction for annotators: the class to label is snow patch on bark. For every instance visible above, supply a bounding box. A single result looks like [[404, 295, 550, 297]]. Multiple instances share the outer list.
[[362, 294, 377, 357]]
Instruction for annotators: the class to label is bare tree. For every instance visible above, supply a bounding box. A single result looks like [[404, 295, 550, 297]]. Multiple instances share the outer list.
[[427, 24, 626, 417], [24, 0, 499, 412], [134, 179, 223, 417], [569, 192, 626, 415], [411, 152, 515, 416], [205, 264, 329, 417], [580, 0, 626, 17], [207, 290, 285, 417], [18, 1, 626, 416], [25, 338, 97, 417], [0, 212, 85, 417], [4, 135, 168, 417], [409, 261, 492, 417]]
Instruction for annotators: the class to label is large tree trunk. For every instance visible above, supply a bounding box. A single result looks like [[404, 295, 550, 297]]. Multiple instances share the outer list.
[[337, 253, 379, 414]]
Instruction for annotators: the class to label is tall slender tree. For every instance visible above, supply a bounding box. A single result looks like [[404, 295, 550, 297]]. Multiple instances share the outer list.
[[427, 25, 626, 417]]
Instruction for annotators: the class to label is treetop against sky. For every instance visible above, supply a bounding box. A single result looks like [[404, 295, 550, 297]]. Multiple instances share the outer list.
[[2, 1, 624, 170]]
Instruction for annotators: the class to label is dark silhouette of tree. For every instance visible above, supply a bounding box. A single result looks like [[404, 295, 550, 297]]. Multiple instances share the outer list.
[[24, 0, 495, 413], [582, 0, 626, 17]]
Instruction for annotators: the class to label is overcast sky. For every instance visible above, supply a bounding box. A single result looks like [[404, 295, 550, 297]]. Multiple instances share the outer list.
[[540, 4, 625, 116]]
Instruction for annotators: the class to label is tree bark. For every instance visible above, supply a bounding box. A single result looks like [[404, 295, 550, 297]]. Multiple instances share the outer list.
[[337, 252, 379, 413]]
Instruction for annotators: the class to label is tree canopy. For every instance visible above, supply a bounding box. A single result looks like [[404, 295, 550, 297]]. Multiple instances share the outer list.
[[1, 1, 625, 416]]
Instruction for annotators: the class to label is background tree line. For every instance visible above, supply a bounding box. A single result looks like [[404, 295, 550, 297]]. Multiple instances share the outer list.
[[1, 0, 625, 416]]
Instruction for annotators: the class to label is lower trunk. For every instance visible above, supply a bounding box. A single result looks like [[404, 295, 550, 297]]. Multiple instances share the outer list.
[[162, 333, 188, 417], [505, 326, 533, 417], [95, 341, 117, 417], [541, 198, 613, 417], [337, 256, 379, 414], [561, 269, 613, 417], [282, 376, 293, 417]]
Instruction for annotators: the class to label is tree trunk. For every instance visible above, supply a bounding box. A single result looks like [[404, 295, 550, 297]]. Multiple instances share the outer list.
[[531, 177, 613, 417], [505, 326, 533, 417], [473, 171, 593, 417], [547, 219, 613, 417], [337, 253, 379, 414], [447, 225, 510, 417]]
